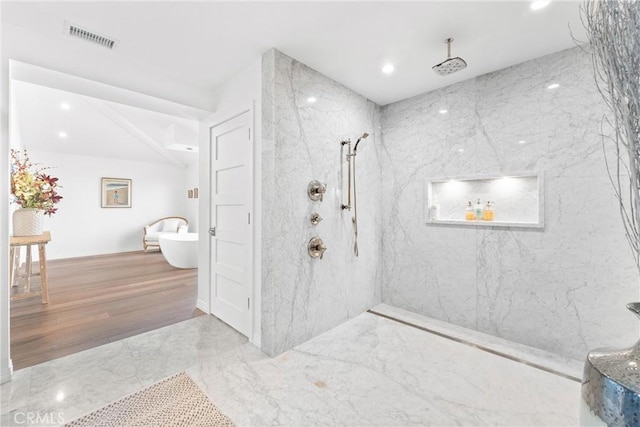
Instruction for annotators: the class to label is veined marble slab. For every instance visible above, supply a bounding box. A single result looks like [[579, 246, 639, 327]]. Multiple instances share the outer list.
[[261, 48, 382, 356], [381, 45, 638, 360]]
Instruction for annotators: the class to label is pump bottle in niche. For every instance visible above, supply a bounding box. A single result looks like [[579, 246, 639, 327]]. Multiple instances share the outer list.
[[465, 201, 475, 220], [474, 199, 483, 219], [483, 201, 494, 221]]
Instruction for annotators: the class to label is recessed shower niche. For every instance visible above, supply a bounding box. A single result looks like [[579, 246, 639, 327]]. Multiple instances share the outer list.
[[425, 172, 544, 229]]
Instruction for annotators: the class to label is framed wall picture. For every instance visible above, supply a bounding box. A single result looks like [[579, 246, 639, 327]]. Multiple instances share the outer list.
[[101, 177, 132, 208]]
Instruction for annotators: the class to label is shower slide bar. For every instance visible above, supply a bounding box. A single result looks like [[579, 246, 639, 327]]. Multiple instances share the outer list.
[[341, 133, 369, 257]]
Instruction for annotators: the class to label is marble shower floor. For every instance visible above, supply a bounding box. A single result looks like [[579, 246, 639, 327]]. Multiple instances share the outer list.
[[1, 305, 582, 426]]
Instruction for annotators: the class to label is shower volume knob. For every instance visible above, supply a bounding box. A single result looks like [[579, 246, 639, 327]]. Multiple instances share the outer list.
[[307, 180, 327, 202], [310, 212, 323, 226], [308, 237, 327, 259]]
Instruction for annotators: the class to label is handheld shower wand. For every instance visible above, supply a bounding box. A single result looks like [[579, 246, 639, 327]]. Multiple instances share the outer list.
[[342, 132, 369, 256], [353, 132, 369, 152], [341, 139, 352, 211]]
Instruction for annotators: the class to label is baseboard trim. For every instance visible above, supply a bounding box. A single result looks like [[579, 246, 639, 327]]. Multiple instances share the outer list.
[[251, 332, 262, 349], [1, 358, 13, 384], [196, 299, 209, 313]]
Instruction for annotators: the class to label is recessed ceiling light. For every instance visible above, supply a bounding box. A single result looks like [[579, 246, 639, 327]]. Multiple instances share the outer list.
[[547, 83, 560, 90], [457, 148, 464, 153], [307, 96, 317, 103], [530, 0, 551, 10], [518, 140, 526, 144], [439, 109, 448, 114], [58, 132, 67, 138], [60, 103, 70, 110], [382, 64, 395, 74]]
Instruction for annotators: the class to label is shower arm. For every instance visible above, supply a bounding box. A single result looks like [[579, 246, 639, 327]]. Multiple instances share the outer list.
[[341, 139, 352, 211]]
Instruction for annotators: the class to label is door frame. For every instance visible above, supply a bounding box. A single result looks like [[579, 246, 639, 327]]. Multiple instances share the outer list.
[[198, 103, 255, 343]]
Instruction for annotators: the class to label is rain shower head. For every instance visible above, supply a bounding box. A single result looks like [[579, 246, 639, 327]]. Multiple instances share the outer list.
[[353, 132, 369, 152], [432, 38, 467, 76]]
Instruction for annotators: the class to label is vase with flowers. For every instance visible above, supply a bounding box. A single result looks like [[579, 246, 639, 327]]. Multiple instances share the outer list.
[[10, 148, 62, 236]]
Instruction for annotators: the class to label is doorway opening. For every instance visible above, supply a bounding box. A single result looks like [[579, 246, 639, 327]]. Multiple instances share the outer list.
[[8, 62, 209, 370]]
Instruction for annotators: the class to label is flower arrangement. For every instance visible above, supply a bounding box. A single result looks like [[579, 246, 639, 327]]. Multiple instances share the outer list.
[[10, 148, 62, 216]]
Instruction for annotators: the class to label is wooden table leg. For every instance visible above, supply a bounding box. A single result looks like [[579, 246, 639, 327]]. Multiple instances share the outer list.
[[13, 247, 20, 287], [9, 247, 16, 287], [25, 245, 32, 293], [38, 243, 49, 304]]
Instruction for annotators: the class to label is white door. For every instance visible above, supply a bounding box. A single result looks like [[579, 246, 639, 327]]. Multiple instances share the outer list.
[[208, 111, 253, 336]]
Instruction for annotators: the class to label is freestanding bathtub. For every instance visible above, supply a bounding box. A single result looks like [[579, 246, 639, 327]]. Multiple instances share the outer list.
[[158, 232, 198, 269]]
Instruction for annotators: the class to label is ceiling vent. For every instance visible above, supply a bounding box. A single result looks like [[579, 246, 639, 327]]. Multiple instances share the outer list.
[[64, 21, 118, 49]]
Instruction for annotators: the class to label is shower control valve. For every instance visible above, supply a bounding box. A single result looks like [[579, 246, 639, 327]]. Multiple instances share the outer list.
[[307, 180, 327, 202], [310, 212, 323, 226], [308, 237, 327, 259]]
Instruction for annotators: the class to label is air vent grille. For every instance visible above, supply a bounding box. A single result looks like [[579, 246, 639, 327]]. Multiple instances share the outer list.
[[65, 22, 117, 49]]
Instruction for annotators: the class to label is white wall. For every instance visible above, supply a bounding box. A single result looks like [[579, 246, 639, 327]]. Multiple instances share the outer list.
[[27, 150, 189, 260], [185, 163, 199, 232], [198, 57, 262, 347], [1, 4, 11, 384]]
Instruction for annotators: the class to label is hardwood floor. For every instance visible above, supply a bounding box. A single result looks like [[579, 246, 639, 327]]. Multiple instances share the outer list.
[[10, 250, 205, 370]]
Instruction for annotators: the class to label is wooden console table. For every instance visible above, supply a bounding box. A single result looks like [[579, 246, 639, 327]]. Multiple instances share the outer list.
[[10, 231, 51, 304]]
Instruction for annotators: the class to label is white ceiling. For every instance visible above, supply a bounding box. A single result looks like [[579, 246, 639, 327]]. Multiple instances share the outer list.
[[2, 0, 586, 164], [11, 80, 200, 166]]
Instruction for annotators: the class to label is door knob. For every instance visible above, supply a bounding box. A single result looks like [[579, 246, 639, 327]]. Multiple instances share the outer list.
[[308, 236, 327, 259]]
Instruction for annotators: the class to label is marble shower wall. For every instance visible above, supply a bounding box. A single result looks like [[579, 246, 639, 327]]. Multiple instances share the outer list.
[[261, 49, 382, 356], [381, 46, 639, 360]]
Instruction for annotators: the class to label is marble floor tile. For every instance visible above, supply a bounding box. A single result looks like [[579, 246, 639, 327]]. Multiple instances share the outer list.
[[1, 315, 249, 426], [1, 308, 581, 426], [194, 312, 581, 426]]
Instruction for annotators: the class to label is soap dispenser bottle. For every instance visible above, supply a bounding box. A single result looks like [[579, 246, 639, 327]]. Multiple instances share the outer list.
[[465, 201, 475, 220], [474, 199, 483, 220], [483, 201, 494, 221]]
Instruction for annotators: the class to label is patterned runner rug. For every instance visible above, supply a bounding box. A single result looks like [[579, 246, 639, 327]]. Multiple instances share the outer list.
[[64, 372, 234, 427]]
